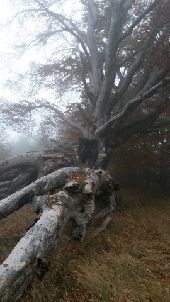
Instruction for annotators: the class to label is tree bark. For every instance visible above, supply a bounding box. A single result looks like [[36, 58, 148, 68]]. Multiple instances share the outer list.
[[0, 150, 77, 200], [0, 167, 116, 302], [0, 167, 79, 219], [0, 203, 68, 302]]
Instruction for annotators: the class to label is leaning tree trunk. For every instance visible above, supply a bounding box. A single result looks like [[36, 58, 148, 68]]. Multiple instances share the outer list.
[[0, 167, 116, 302]]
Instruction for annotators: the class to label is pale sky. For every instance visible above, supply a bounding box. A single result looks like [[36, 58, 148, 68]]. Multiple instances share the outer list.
[[0, 0, 82, 140], [0, 0, 82, 100]]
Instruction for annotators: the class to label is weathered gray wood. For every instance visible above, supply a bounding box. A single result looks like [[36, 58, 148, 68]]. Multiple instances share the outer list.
[[0, 167, 79, 219], [0, 150, 77, 200], [0, 168, 116, 302], [0, 204, 68, 302]]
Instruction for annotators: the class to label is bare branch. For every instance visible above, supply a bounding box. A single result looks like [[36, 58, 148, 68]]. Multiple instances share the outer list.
[[4, 101, 85, 136], [87, 0, 101, 96], [112, 30, 157, 109], [0, 9, 44, 31], [0, 167, 79, 219], [34, 0, 89, 58], [80, 52, 95, 105], [115, 51, 144, 100], [34, 102, 85, 134]]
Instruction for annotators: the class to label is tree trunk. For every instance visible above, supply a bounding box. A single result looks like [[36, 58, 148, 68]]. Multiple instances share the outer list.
[[0, 167, 116, 302], [78, 137, 113, 170], [78, 138, 99, 167]]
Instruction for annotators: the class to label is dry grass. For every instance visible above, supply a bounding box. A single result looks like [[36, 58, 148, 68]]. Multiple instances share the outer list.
[[0, 190, 170, 302], [0, 204, 36, 263]]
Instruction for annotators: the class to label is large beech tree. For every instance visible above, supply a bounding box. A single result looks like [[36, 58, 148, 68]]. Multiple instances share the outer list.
[[0, 1, 170, 301], [1, 0, 170, 168]]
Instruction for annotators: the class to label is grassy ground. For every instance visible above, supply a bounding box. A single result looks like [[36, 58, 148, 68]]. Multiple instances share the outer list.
[[0, 190, 170, 302]]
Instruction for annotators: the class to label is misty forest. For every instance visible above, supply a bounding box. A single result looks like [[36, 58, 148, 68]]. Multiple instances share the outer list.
[[0, 0, 170, 301]]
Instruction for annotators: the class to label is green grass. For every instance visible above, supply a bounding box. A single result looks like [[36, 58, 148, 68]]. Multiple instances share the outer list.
[[0, 191, 170, 301]]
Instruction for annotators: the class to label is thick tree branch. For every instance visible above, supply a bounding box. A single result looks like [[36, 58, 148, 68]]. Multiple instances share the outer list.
[[111, 32, 157, 111], [94, 0, 133, 120], [0, 150, 78, 200], [120, 0, 161, 42], [114, 51, 144, 101], [129, 68, 169, 102], [0, 9, 44, 31], [113, 106, 166, 146], [95, 78, 170, 137], [87, 0, 101, 96], [130, 66, 151, 99], [144, 68, 170, 91], [0, 167, 79, 219]]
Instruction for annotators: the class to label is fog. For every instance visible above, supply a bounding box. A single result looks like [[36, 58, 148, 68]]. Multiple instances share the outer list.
[[0, 0, 81, 147]]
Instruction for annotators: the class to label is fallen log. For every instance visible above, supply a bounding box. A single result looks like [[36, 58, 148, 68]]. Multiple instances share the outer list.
[[0, 167, 79, 219], [0, 150, 77, 200], [0, 167, 116, 301], [0, 204, 68, 302]]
